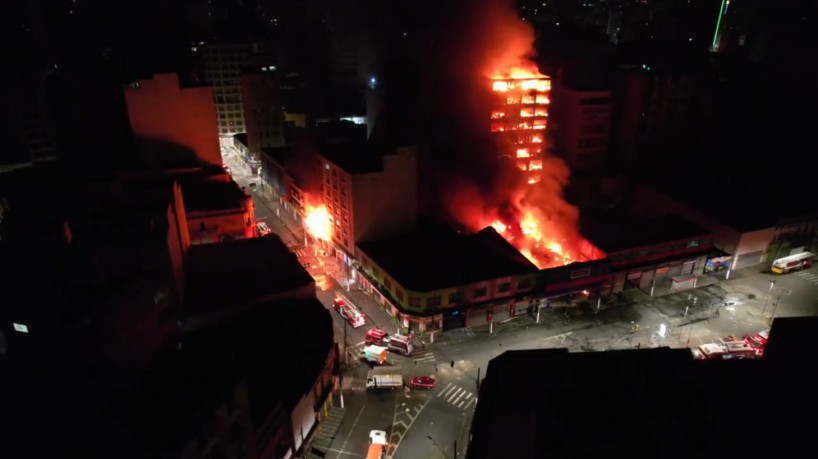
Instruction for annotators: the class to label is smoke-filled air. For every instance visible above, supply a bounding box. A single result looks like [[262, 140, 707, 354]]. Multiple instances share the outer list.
[[400, 0, 587, 268]]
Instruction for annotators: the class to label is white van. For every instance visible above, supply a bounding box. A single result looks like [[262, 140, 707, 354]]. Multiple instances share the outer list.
[[771, 252, 814, 274]]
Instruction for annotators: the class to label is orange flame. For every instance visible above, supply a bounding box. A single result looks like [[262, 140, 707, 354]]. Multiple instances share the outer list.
[[305, 203, 332, 242]]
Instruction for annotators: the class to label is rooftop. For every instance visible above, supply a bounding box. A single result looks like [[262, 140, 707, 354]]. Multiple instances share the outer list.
[[320, 141, 383, 175], [469, 317, 818, 459], [121, 298, 334, 452], [180, 178, 248, 212], [580, 212, 711, 253], [358, 226, 539, 292], [185, 236, 314, 316]]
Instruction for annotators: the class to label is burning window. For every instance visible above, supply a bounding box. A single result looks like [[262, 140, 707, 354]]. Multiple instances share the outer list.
[[516, 148, 530, 158], [531, 135, 543, 143], [520, 108, 534, 117], [521, 95, 535, 104], [491, 123, 505, 132], [536, 95, 550, 104], [491, 110, 506, 119], [493, 81, 509, 92], [506, 96, 520, 104], [534, 108, 548, 117], [529, 160, 543, 171], [533, 119, 547, 129]]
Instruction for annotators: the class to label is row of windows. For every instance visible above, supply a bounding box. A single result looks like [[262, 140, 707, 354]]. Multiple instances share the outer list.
[[220, 121, 245, 128], [219, 112, 243, 119], [610, 239, 709, 262], [379, 276, 532, 309], [208, 71, 239, 79], [221, 128, 243, 134], [216, 96, 242, 104], [213, 85, 241, 95], [216, 104, 242, 111]]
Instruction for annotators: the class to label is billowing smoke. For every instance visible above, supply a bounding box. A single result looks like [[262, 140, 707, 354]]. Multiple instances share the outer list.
[[379, 0, 580, 266]]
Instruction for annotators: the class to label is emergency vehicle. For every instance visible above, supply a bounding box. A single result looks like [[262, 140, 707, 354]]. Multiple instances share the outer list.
[[332, 296, 366, 328], [365, 328, 389, 346], [387, 333, 414, 356], [367, 430, 388, 459]]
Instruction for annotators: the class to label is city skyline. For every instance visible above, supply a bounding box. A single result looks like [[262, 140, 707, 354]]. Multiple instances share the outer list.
[[2, 1, 817, 458]]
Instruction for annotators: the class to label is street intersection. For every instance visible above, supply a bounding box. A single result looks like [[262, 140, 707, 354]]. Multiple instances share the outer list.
[[223, 151, 818, 459]]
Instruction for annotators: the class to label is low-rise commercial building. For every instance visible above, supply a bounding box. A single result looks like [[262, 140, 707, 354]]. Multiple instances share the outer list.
[[633, 182, 817, 271], [355, 226, 539, 332]]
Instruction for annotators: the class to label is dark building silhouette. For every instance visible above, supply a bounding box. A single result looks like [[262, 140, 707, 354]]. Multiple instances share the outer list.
[[468, 316, 818, 459]]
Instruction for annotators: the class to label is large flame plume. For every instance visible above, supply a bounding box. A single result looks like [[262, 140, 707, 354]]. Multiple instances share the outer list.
[[441, 0, 587, 269], [304, 198, 333, 242]]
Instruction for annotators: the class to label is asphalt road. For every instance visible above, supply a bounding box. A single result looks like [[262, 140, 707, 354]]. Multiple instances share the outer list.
[[222, 149, 818, 459]]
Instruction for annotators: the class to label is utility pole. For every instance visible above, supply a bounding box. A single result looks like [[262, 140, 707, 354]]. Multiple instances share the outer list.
[[340, 318, 348, 408]]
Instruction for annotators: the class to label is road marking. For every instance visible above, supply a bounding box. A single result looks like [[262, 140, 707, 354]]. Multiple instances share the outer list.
[[336, 405, 366, 458], [452, 390, 467, 405], [354, 341, 365, 347], [464, 397, 477, 409], [412, 351, 436, 363], [322, 448, 362, 457], [387, 397, 431, 459], [544, 332, 573, 341], [446, 388, 463, 403], [457, 400, 465, 408], [438, 383, 453, 397]]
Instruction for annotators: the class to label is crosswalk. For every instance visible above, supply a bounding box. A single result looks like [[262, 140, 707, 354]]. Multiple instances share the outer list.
[[795, 271, 818, 285], [411, 350, 436, 364], [437, 382, 478, 411]]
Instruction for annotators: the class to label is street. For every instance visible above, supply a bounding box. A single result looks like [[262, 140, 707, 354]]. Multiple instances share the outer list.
[[222, 148, 818, 459]]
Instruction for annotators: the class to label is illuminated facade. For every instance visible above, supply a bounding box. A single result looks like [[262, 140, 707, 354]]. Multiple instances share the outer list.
[[490, 77, 552, 184]]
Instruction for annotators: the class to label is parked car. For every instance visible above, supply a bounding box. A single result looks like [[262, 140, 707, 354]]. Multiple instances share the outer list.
[[410, 375, 437, 389], [256, 222, 272, 237]]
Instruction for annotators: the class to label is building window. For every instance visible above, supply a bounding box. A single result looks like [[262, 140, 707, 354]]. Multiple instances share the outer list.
[[395, 289, 404, 302], [384, 278, 392, 291], [449, 291, 464, 304], [409, 296, 421, 307], [518, 278, 533, 290], [427, 296, 441, 308], [497, 283, 510, 294], [687, 240, 700, 248], [473, 287, 488, 298]]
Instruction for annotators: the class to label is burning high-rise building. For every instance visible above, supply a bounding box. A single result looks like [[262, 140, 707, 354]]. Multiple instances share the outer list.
[[490, 75, 552, 185]]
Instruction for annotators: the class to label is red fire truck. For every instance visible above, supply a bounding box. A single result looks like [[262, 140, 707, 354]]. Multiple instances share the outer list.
[[365, 328, 389, 346], [333, 295, 366, 328]]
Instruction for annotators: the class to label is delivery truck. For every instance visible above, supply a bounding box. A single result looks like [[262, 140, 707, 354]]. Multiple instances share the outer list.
[[361, 345, 388, 365], [366, 371, 403, 390]]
